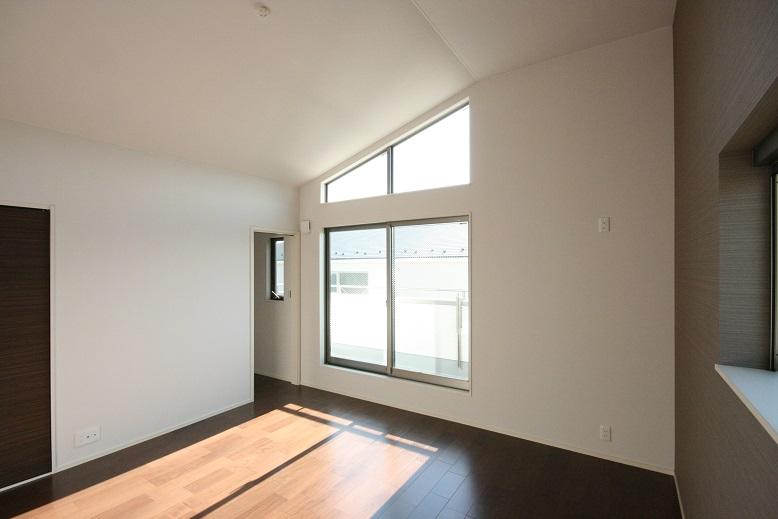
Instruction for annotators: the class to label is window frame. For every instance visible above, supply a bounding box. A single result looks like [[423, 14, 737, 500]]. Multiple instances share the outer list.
[[324, 222, 388, 376], [323, 102, 470, 203], [753, 123, 778, 370], [269, 237, 284, 301], [759, 127, 778, 370], [324, 215, 471, 390]]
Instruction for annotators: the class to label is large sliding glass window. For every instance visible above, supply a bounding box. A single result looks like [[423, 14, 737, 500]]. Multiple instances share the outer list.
[[326, 226, 388, 370], [326, 217, 469, 389], [392, 220, 469, 382]]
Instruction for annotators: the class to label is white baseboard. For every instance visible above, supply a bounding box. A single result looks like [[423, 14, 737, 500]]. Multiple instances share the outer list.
[[55, 398, 253, 472], [306, 381, 675, 475]]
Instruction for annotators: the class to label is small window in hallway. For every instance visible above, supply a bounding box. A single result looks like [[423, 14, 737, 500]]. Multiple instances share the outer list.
[[270, 237, 284, 300]]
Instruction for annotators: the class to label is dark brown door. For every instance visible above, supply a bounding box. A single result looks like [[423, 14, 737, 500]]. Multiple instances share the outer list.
[[0, 205, 51, 489]]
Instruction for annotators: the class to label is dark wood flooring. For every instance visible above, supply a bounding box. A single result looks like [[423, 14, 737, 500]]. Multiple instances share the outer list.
[[0, 375, 681, 518]]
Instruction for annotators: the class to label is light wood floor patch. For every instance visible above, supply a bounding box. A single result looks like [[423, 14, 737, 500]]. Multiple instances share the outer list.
[[17, 405, 429, 518]]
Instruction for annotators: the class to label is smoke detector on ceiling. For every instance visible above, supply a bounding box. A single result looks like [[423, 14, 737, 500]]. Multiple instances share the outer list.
[[254, 3, 271, 17]]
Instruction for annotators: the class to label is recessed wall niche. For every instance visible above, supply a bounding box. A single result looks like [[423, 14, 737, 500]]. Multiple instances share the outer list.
[[718, 78, 778, 369]]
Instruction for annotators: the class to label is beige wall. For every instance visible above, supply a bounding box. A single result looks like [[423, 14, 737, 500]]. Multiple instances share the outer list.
[[298, 28, 675, 472], [674, 0, 778, 516], [0, 120, 298, 470], [718, 153, 771, 369]]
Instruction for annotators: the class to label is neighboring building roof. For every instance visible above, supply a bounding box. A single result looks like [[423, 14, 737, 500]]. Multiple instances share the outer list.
[[329, 222, 468, 259]]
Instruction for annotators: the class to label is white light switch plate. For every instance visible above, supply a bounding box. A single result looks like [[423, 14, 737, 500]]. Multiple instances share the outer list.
[[598, 216, 611, 233]]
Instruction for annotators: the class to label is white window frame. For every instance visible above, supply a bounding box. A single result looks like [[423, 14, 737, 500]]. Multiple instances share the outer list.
[[324, 215, 471, 390]]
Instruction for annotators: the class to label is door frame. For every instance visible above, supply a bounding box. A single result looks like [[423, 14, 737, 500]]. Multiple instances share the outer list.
[[0, 200, 56, 493], [249, 225, 301, 398]]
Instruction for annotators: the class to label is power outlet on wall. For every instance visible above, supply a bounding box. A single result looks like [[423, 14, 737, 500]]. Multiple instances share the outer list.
[[75, 426, 101, 447], [599, 424, 612, 442]]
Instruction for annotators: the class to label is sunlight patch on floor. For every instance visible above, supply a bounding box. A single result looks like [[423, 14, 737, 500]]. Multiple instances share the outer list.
[[19, 405, 431, 518]]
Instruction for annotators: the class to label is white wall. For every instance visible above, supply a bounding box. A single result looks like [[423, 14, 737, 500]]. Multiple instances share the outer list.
[[0, 120, 298, 470], [254, 233, 297, 382], [299, 28, 674, 472]]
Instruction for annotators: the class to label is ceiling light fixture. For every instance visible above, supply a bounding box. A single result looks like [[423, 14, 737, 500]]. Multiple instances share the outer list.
[[254, 3, 271, 17]]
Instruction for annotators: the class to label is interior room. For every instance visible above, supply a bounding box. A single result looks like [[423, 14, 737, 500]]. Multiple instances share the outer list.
[[0, 1, 776, 518]]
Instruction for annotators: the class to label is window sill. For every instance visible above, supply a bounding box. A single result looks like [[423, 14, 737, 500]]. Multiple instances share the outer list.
[[322, 362, 471, 394], [715, 364, 778, 445]]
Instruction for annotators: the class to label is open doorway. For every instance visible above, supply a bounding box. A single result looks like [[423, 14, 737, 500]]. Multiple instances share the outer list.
[[252, 231, 300, 388]]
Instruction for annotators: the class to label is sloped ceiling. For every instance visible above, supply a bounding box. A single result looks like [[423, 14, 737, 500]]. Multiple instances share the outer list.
[[0, 1, 674, 185], [413, 0, 676, 79]]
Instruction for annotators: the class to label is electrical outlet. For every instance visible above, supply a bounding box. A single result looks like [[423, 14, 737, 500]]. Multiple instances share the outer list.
[[75, 426, 100, 447], [599, 424, 612, 442]]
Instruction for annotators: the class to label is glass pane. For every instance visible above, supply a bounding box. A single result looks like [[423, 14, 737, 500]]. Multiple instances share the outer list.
[[274, 239, 284, 298], [392, 220, 469, 380], [393, 106, 470, 194], [328, 227, 387, 366], [326, 152, 388, 202]]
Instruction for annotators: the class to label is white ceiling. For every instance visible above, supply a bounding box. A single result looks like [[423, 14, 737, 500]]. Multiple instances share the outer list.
[[413, 0, 676, 79], [0, 1, 674, 185]]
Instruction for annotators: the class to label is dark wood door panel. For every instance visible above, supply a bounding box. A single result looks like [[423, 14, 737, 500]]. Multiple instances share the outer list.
[[0, 205, 51, 489]]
